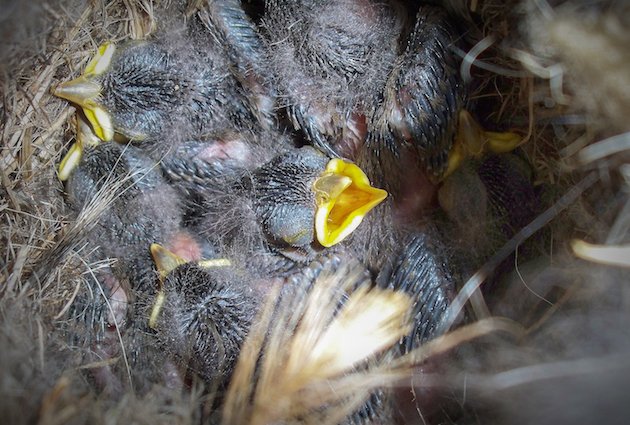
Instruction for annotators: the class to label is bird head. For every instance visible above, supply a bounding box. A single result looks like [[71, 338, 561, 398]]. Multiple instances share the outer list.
[[443, 110, 522, 179], [252, 147, 387, 250], [148, 243, 256, 382]]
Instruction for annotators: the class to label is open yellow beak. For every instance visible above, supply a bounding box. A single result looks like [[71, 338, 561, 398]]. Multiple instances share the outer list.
[[314, 159, 387, 247], [444, 110, 522, 178], [53, 77, 113, 142], [53, 42, 116, 141], [58, 115, 103, 181], [148, 243, 232, 328], [149, 243, 187, 329]]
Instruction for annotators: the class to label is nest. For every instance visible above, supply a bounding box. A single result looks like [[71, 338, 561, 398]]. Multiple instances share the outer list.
[[1, 0, 629, 424]]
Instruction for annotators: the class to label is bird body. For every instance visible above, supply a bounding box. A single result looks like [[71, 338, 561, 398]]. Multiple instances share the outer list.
[[374, 4, 466, 178], [258, 2, 471, 289], [65, 142, 187, 290], [438, 151, 540, 271], [378, 227, 457, 349], [50, 1, 540, 422], [262, 1, 467, 180], [55, 35, 260, 144], [261, 0, 406, 158], [63, 141, 226, 393], [194, 145, 387, 274], [152, 259, 259, 386], [53, 5, 279, 181]]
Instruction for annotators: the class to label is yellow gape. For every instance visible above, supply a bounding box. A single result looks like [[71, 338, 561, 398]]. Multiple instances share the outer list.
[[53, 42, 116, 142], [443, 110, 522, 178], [57, 115, 102, 181], [314, 159, 387, 247], [148, 243, 231, 329]]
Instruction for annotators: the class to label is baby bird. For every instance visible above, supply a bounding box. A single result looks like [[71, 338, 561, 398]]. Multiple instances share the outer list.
[[195, 146, 386, 269], [262, 1, 521, 202], [53, 0, 276, 142], [63, 140, 226, 394], [261, 0, 405, 159], [53, 2, 276, 179], [54, 35, 258, 143], [372, 4, 467, 178], [382, 151, 539, 344], [261, 2, 463, 171], [437, 151, 540, 277], [149, 244, 257, 388], [149, 243, 415, 424], [65, 141, 189, 290]]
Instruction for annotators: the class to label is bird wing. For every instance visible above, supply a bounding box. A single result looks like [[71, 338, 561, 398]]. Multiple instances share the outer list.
[[377, 5, 466, 177]]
